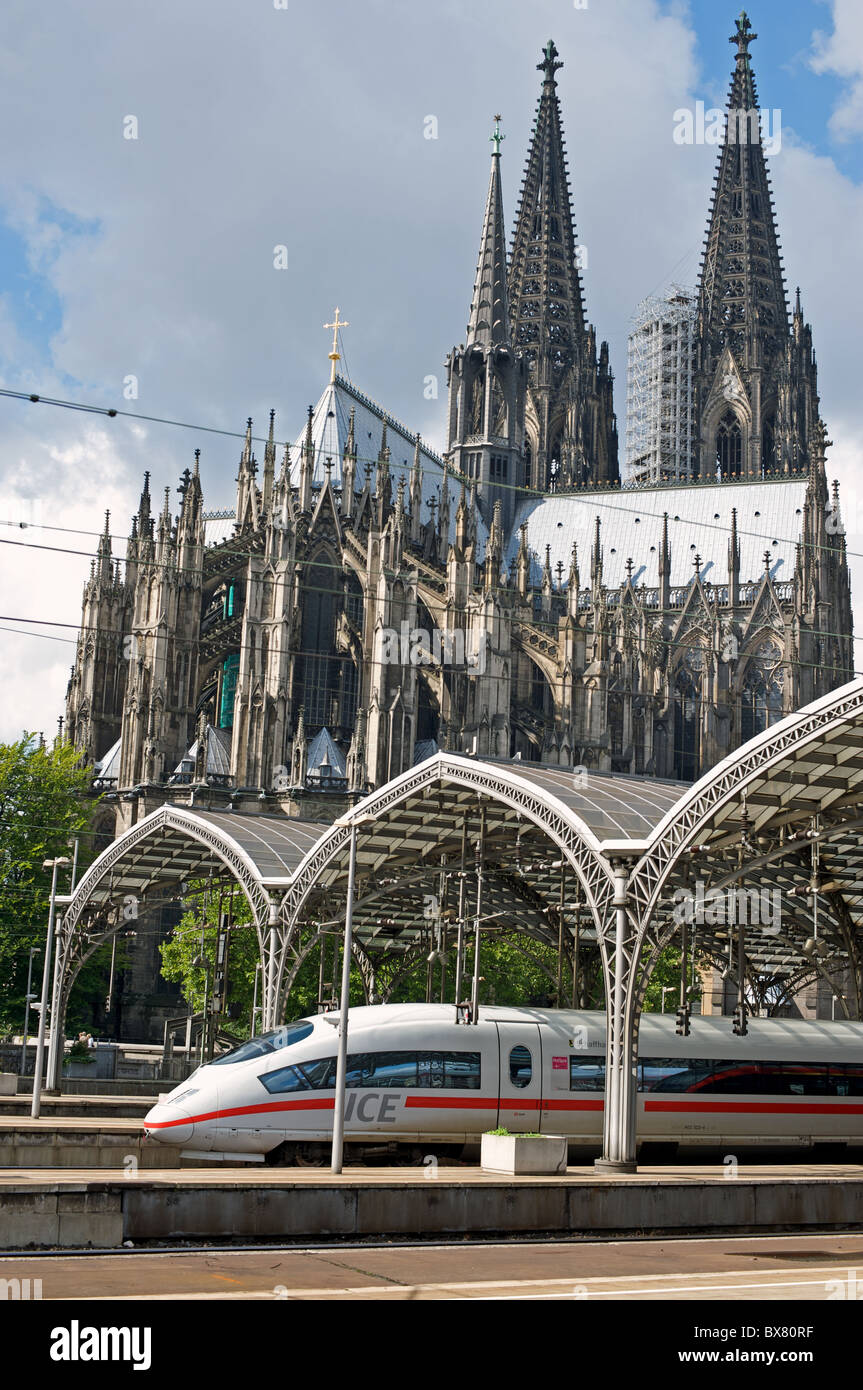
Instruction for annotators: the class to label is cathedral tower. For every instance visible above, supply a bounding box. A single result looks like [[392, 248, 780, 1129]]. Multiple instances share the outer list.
[[445, 117, 527, 533], [507, 40, 618, 490], [694, 12, 819, 480]]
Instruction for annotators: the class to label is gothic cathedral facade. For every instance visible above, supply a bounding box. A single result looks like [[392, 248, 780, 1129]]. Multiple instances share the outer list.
[[65, 19, 853, 835]]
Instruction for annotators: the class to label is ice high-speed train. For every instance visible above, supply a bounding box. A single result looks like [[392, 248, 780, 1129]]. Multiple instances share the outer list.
[[143, 1004, 863, 1164]]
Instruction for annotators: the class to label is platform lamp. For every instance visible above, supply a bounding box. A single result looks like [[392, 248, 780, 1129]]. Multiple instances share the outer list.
[[330, 810, 378, 1174], [30, 857, 70, 1120]]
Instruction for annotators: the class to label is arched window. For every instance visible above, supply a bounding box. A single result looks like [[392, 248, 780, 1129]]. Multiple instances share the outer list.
[[294, 556, 362, 738], [673, 647, 703, 781], [740, 643, 784, 744], [529, 659, 549, 716], [716, 411, 742, 479]]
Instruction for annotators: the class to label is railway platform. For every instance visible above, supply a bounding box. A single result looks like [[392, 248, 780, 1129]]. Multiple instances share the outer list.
[[2, 1162, 863, 1249], [0, 1116, 182, 1170]]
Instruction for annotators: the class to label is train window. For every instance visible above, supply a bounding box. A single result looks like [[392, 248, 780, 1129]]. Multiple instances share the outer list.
[[509, 1045, 533, 1088], [259, 1055, 336, 1093], [211, 1021, 314, 1066], [640, 1059, 701, 1091], [638, 1059, 839, 1096], [695, 1065, 771, 1095], [298, 1057, 337, 1089], [775, 1064, 828, 1096], [438, 1051, 481, 1090], [363, 1053, 419, 1088], [259, 1065, 307, 1094], [345, 1053, 374, 1087], [831, 1066, 863, 1097], [342, 1051, 482, 1089], [418, 1054, 445, 1088], [570, 1057, 605, 1092]]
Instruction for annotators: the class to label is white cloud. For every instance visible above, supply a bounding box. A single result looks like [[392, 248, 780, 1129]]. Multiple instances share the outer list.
[[811, 0, 863, 139]]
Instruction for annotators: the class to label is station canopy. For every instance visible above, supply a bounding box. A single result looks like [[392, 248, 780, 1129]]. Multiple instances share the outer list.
[[61, 677, 863, 1016]]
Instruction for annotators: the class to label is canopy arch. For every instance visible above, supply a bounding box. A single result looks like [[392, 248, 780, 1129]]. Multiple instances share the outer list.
[[49, 805, 329, 1086]]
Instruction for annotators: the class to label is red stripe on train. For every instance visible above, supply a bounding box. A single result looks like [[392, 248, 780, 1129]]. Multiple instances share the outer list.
[[644, 1100, 863, 1115], [144, 1097, 335, 1130], [145, 1094, 863, 1130]]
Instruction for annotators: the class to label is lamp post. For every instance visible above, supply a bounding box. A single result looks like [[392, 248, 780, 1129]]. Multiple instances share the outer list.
[[31, 857, 70, 1119], [331, 811, 377, 1174], [20, 948, 38, 1076]]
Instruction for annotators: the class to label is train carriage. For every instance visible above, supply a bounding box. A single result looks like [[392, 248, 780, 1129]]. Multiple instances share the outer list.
[[143, 1004, 863, 1164]]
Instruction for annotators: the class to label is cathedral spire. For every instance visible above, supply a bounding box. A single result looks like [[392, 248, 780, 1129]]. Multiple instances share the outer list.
[[299, 405, 314, 513], [342, 407, 358, 518], [507, 40, 617, 489], [409, 432, 423, 544], [96, 510, 113, 586], [466, 115, 510, 348], [262, 408, 276, 514], [516, 522, 530, 599], [509, 40, 587, 376], [698, 13, 787, 374]]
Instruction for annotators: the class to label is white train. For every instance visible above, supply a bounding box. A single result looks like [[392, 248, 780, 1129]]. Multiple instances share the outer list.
[[142, 1003, 863, 1164]]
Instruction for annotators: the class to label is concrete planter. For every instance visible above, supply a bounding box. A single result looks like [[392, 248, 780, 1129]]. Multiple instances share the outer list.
[[481, 1132, 567, 1175], [0, 1074, 16, 1096]]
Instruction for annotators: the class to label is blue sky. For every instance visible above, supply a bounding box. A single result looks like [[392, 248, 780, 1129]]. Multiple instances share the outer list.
[[688, 1, 860, 174]]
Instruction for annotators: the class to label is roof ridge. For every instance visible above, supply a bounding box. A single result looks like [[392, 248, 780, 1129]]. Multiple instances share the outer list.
[[333, 374, 446, 467]]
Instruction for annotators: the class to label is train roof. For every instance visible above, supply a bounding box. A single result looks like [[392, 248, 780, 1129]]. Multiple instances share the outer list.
[[298, 1003, 863, 1055]]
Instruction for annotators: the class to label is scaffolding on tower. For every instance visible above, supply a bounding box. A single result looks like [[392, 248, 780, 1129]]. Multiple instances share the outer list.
[[625, 286, 697, 486]]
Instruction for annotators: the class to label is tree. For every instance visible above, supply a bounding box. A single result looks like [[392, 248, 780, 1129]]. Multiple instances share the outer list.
[[0, 736, 99, 1037]]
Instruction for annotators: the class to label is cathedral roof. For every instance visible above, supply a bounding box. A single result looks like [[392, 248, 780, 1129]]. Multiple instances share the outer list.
[[507, 477, 809, 590], [287, 373, 489, 550], [169, 724, 232, 782], [307, 727, 347, 779]]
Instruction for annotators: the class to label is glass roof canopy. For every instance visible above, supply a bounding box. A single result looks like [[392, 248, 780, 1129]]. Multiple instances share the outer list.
[[59, 676, 863, 1023]]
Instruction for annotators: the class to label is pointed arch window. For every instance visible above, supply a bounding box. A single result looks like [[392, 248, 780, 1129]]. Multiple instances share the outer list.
[[294, 555, 362, 738], [740, 642, 784, 744], [715, 410, 743, 479], [673, 646, 703, 781]]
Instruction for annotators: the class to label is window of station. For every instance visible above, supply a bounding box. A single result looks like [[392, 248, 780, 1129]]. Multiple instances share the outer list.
[[569, 1055, 863, 1096], [509, 1044, 533, 1088], [259, 1049, 481, 1094]]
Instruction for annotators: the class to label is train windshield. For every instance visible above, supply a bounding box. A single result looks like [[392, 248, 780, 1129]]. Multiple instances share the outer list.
[[210, 1021, 314, 1066]]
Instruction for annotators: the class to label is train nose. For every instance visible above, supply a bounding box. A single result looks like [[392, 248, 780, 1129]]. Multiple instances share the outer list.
[[143, 1096, 199, 1147]]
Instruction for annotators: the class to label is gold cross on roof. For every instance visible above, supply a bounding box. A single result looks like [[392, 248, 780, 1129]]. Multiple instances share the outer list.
[[324, 307, 350, 382]]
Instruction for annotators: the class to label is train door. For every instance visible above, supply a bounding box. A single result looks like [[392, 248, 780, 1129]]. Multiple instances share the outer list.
[[495, 1022, 543, 1132]]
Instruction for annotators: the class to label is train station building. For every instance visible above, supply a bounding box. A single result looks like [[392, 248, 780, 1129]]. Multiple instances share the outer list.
[[51, 674, 863, 1167]]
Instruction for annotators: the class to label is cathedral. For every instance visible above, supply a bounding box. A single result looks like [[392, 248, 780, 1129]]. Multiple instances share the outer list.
[[65, 17, 853, 842]]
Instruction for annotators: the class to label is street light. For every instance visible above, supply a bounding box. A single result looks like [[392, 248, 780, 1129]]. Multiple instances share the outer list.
[[20, 947, 38, 1075], [30, 857, 70, 1119], [330, 810, 378, 1174]]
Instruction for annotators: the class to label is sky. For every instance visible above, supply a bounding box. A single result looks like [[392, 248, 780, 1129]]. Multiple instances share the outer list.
[[0, 0, 862, 744]]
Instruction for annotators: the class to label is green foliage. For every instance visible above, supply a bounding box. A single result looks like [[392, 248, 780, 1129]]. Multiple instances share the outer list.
[[0, 736, 98, 1036], [641, 944, 704, 1014], [63, 1038, 95, 1066], [159, 887, 325, 1034]]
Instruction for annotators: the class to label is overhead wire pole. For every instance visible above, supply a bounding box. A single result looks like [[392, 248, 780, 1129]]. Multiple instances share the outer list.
[[453, 818, 468, 1020], [30, 857, 70, 1119], [331, 812, 376, 1174], [470, 807, 487, 1025]]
